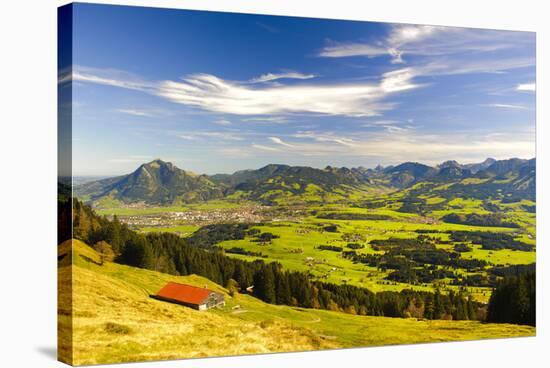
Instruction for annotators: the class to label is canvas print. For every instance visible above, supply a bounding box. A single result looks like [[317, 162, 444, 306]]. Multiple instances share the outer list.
[[58, 3, 536, 365]]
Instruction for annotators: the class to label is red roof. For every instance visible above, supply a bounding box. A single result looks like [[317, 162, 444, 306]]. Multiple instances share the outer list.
[[155, 282, 213, 305]]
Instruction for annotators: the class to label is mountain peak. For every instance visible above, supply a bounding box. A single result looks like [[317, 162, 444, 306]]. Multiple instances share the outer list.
[[144, 158, 172, 167], [439, 160, 460, 169]]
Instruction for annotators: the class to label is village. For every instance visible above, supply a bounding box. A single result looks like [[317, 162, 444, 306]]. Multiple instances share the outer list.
[[107, 204, 303, 229]]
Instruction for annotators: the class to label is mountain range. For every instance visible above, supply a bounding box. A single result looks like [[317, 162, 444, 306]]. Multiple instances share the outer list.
[[74, 157, 536, 206]]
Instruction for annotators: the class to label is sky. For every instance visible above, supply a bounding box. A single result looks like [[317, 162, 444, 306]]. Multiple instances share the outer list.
[[62, 3, 536, 176]]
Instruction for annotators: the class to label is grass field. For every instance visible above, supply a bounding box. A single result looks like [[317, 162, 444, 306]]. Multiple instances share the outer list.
[[117, 191, 535, 303], [58, 240, 535, 365], [216, 205, 534, 301], [96, 199, 246, 216], [138, 225, 200, 237]]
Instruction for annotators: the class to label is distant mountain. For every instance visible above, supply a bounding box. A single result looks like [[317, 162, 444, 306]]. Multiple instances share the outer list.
[[417, 158, 536, 201], [75, 159, 224, 205], [435, 161, 472, 180], [382, 162, 437, 187], [75, 157, 536, 205], [463, 158, 496, 174], [478, 158, 536, 198], [477, 158, 531, 178]]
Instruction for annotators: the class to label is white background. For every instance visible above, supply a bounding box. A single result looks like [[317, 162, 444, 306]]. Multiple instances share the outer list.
[[0, 0, 547, 367]]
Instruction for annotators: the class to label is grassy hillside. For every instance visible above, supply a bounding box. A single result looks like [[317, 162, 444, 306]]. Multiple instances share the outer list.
[[59, 240, 535, 365]]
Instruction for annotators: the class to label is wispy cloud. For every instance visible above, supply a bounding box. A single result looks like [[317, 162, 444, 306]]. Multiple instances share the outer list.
[[72, 66, 153, 91], [361, 119, 413, 133], [73, 65, 422, 117], [319, 25, 533, 65], [116, 109, 155, 117], [516, 82, 536, 92], [256, 21, 280, 34], [178, 131, 244, 141], [361, 119, 400, 127], [250, 72, 316, 83], [251, 144, 280, 152], [320, 43, 388, 59], [293, 131, 356, 147], [481, 103, 528, 110], [320, 25, 447, 63], [249, 129, 534, 163], [268, 136, 294, 147], [421, 57, 534, 76], [242, 116, 290, 124]]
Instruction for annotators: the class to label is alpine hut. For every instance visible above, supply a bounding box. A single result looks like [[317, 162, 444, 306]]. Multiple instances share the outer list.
[[153, 282, 225, 310]]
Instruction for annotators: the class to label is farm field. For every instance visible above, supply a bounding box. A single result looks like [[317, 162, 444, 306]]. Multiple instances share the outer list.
[[58, 240, 534, 365], [95, 199, 247, 216], [125, 192, 535, 303]]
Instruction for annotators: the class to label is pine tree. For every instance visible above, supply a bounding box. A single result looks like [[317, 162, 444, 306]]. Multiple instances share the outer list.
[[254, 265, 276, 303]]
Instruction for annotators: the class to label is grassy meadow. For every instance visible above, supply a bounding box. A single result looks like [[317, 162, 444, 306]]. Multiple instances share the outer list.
[[59, 240, 534, 365]]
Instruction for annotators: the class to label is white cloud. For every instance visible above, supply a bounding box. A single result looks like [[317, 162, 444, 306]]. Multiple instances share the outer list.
[[116, 109, 154, 117], [319, 43, 388, 58], [421, 57, 534, 76], [251, 144, 280, 152], [388, 25, 441, 46], [293, 131, 356, 147], [250, 72, 316, 83], [319, 25, 447, 62], [72, 66, 152, 92], [361, 120, 400, 127], [361, 120, 413, 133], [268, 136, 293, 147], [179, 131, 244, 141], [319, 24, 534, 67], [516, 82, 536, 92], [73, 65, 422, 117], [384, 125, 410, 133], [481, 103, 528, 110], [156, 70, 420, 117], [242, 116, 290, 124]]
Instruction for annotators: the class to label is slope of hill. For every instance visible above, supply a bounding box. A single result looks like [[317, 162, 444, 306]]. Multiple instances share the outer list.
[[75, 159, 224, 205], [59, 240, 534, 365], [218, 164, 378, 204]]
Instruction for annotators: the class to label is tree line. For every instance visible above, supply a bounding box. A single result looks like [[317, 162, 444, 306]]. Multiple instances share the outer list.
[[487, 271, 535, 326]]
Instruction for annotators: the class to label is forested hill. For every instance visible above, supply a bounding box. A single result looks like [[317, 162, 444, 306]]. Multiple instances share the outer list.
[[74, 157, 536, 206]]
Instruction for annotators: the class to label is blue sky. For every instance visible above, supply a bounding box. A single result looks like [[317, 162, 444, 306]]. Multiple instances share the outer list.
[[63, 3, 536, 176]]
